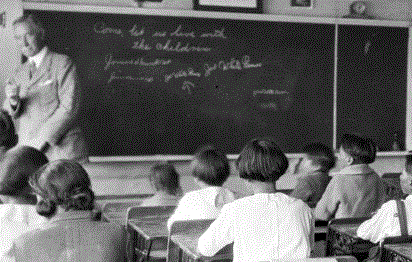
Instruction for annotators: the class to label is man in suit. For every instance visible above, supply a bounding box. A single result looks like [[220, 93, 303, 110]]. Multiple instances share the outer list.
[[3, 14, 88, 162]]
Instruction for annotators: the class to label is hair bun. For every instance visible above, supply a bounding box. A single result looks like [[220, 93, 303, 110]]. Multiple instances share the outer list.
[[36, 199, 57, 218]]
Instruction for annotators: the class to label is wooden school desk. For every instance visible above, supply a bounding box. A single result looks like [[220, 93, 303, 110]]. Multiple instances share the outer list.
[[326, 217, 375, 262], [383, 243, 412, 262], [381, 235, 412, 262], [167, 219, 232, 262], [101, 200, 145, 225], [126, 206, 176, 262]]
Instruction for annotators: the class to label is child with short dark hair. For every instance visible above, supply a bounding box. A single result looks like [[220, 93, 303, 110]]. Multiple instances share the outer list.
[[197, 138, 314, 262], [315, 133, 387, 220], [140, 161, 183, 207], [290, 143, 335, 208], [167, 145, 235, 230]]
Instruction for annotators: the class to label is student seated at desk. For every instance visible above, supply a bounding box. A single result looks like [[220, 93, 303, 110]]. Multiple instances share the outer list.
[[167, 145, 235, 230], [6, 160, 127, 262], [356, 153, 412, 243], [0, 146, 48, 261], [197, 138, 314, 262], [290, 143, 335, 208], [315, 134, 387, 221], [140, 161, 183, 207]]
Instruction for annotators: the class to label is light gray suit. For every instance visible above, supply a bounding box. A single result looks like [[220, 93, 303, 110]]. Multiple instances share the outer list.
[[3, 48, 88, 162]]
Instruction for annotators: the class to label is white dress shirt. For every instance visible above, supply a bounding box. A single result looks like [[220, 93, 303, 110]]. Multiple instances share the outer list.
[[167, 186, 235, 230], [28, 46, 48, 69], [197, 193, 314, 262], [357, 195, 412, 243]]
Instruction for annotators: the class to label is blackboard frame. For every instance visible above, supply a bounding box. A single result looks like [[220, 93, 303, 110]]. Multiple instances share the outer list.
[[21, 2, 412, 161], [193, 0, 263, 13]]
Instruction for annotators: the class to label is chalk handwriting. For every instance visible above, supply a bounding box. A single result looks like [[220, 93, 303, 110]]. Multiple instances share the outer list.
[[253, 89, 289, 97], [132, 39, 152, 50], [204, 63, 217, 77], [242, 56, 263, 69], [219, 58, 242, 71], [204, 55, 262, 77], [129, 25, 145, 37], [182, 81, 195, 94], [108, 71, 153, 84], [104, 54, 172, 71], [153, 31, 167, 37], [260, 102, 278, 110], [156, 40, 211, 53], [170, 25, 196, 38], [94, 22, 124, 37], [165, 68, 201, 83], [200, 28, 227, 39]]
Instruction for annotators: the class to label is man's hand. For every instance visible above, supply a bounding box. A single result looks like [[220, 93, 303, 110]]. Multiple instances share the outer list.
[[5, 82, 20, 99]]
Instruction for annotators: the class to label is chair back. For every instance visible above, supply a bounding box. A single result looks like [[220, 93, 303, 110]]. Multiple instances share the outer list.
[[381, 173, 404, 200]]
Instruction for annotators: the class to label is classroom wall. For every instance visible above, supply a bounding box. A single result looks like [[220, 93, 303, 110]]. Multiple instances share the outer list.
[[1, 0, 411, 196], [0, 1, 23, 102], [86, 155, 406, 196], [21, 0, 412, 21]]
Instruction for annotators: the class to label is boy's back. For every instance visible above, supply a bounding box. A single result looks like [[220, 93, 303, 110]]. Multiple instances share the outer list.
[[198, 192, 313, 262], [315, 165, 387, 220]]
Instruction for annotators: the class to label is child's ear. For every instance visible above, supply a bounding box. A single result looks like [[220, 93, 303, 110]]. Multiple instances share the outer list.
[[346, 155, 354, 165]]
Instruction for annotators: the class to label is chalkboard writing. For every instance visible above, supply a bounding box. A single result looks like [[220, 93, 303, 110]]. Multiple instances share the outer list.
[[26, 10, 336, 156]]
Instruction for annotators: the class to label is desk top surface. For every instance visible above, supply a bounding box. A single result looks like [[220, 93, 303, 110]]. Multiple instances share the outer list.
[[171, 233, 232, 261], [128, 215, 171, 239], [100, 200, 144, 224], [385, 243, 412, 259]]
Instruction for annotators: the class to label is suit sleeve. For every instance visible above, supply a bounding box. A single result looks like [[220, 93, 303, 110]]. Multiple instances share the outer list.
[[37, 56, 81, 146], [314, 177, 340, 221]]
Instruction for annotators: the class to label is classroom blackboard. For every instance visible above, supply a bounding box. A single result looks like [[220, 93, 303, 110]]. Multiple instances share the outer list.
[[25, 9, 336, 156], [337, 25, 408, 151]]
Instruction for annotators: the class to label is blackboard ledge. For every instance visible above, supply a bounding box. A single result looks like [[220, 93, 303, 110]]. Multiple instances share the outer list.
[[88, 151, 410, 162]]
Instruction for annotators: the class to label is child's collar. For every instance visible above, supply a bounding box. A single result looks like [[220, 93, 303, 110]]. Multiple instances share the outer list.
[[330, 164, 374, 176]]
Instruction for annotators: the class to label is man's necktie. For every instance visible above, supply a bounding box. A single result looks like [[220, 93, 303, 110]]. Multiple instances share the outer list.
[[29, 61, 37, 80]]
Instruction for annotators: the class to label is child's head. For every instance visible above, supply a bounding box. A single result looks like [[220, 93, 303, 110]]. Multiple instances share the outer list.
[[149, 161, 181, 196], [236, 137, 289, 183], [401, 154, 412, 195], [338, 133, 376, 165], [30, 160, 94, 218], [190, 145, 230, 187], [299, 143, 335, 173]]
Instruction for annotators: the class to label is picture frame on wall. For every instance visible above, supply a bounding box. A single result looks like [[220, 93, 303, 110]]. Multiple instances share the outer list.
[[291, 0, 314, 8], [193, 0, 263, 13]]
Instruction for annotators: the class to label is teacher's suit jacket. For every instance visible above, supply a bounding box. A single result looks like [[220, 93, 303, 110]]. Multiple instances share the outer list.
[[3, 49, 88, 162]]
